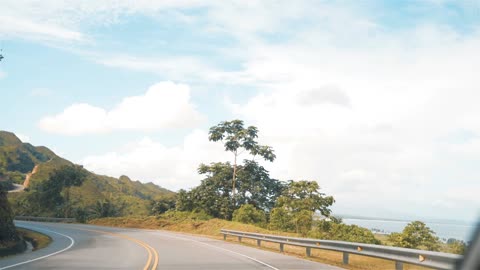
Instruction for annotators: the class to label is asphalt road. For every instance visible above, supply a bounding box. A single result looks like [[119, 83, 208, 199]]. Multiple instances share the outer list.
[[0, 221, 343, 270]]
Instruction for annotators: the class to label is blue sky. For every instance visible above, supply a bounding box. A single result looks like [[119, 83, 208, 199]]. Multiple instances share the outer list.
[[1, 0, 479, 223]]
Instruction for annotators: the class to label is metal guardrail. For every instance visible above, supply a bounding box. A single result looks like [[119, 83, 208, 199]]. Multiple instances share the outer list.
[[221, 229, 462, 270], [15, 216, 76, 223]]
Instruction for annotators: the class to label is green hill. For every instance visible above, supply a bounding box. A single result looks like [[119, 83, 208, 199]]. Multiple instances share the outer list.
[[0, 131, 175, 220]]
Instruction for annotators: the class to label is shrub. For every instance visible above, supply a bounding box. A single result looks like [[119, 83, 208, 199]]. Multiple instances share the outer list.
[[447, 239, 467, 254], [269, 207, 293, 231], [233, 204, 266, 225], [310, 221, 380, 244], [388, 221, 440, 251], [162, 210, 212, 221]]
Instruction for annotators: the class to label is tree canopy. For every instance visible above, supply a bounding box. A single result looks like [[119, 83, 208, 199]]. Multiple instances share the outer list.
[[26, 165, 87, 218], [276, 180, 334, 216], [176, 161, 283, 219], [208, 120, 275, 202], [388, 221, 441, 251], [270, 180, 334, 234]]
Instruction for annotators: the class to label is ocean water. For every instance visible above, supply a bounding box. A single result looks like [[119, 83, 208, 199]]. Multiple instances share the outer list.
[[343, 218, 477, 242]]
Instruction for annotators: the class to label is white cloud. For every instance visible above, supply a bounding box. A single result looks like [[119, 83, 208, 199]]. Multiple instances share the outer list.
[[96, 55, 220, 82], [38, 81, 204, 135], [39, 103, 109, 135], [0, 15, 84, 42], [222, 22, 480, 221], [81, 130, 229, 191], [0, 70, 6, 79], [0, 0, 205, 43]]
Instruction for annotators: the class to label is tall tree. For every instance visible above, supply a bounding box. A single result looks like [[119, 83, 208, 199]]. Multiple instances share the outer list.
[[208, 120, 275, 203]]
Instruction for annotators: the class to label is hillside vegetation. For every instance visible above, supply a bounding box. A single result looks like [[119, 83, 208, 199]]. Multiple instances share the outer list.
[[0, 189, 23, 255], [0, 131, 174, 222]]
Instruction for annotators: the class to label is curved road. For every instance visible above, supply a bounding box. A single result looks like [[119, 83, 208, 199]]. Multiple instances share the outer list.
[[0, 221, 343, 270]]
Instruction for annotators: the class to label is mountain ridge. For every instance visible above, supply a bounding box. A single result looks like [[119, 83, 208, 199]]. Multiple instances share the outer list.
[[0, 130, 174, 219]]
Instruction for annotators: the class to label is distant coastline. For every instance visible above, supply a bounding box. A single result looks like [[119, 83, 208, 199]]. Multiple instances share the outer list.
[[337, 215, 477, 241], [336, 214, 475, 227]]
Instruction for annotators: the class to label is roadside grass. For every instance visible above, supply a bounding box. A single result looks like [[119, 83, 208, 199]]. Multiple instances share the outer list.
[[17, 228, 51, 251], [89, 215, 430, 270]]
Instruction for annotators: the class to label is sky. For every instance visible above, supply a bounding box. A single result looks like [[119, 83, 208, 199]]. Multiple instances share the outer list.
[[1, 0, 479, 223]]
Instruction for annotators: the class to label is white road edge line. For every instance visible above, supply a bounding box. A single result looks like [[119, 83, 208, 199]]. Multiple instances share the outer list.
[[0, 227, 75, 270], [155, 232, 280, 270]]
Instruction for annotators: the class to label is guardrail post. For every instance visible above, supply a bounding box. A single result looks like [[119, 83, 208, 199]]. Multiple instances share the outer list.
[[218, 229, 461, 270], [343, 252, 349, 264]]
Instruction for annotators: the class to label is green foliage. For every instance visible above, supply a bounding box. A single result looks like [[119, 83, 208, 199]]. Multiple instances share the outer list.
[[232, 204, 266, 225], [0, 190, 19, 243], [208, 120, 276, 162], [151, 197, 176, 215], [269, 207, 295, 231], [73, 207, 89, 223], [268, 180, 334, 235], [388, 221, 441, 251], [0, 131, 22, 147], [0, 132, 52, 174], [268, 207, 313, 235], [9, 163, 174, 219], [208, 120, 276, 203], [446, 238, 467, 254], [176, 161, 283, 220], [310, 220, 380, 244], [235, 160, 285, 210], [6, 150, 35, 173], [1, 131, 175, 221], [0, 169, 13, 191], [276, 180, 334, 216], [28, 165, 87, 218], [162, 210, 213, 221], [90, 198, 126, 219], [0, 180, 12, 191], [1, 170, 24, 185], [175, 189, 194, 212]]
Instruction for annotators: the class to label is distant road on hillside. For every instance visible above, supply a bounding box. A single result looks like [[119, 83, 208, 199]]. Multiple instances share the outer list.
[[7, 165, 39, 193], [7, 184, 24, 193]]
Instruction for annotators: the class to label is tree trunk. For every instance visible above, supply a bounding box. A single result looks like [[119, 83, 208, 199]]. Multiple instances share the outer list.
[[232, 151, 237, 206]]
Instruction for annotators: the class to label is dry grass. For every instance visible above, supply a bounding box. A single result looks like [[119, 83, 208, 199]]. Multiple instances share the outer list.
[[90, 216, 433, 270]]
